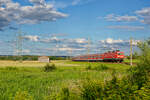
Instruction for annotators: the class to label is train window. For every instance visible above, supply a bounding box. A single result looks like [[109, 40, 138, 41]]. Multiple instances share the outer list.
[[118, 53, 123, 55]]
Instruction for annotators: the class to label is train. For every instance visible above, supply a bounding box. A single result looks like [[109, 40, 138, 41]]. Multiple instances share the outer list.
[[72, 50, 125, 63]]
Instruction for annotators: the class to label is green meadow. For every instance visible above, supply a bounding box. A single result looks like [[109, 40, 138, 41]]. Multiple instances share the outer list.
[[0, 60, 134, 100]]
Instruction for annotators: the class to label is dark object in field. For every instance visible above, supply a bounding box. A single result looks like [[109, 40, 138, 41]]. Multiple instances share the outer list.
[[86, 64, 92, 70], [44, 63, 56, 72]]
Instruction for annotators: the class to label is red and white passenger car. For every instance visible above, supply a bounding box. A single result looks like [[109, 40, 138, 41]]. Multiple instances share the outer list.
[[72, 50, 125, 63]]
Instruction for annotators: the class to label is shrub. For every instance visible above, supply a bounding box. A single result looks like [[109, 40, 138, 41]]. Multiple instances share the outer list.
[[127, 65, 149, 89], [81, 80, 103, 100], [44, 63, 56, 72], [86, 64, 92, 70], [94, 64, 109, 71], [60, 87, 70, 100], [134, 82, 150, 100], [14, 91, 33, 100], [5, 67, 18, 71]]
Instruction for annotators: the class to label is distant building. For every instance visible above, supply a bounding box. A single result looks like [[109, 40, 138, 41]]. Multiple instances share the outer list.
[[38, 56, 50, 63]]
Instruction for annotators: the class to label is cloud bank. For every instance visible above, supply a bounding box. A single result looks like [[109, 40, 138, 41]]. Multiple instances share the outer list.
[[107, 25, 144, 31], [21, 35, 140, 55], [104, 14, 138, 22], [0, 0, 68, 30], [136, 7, 150, 24], [102, 7, 150, 25]]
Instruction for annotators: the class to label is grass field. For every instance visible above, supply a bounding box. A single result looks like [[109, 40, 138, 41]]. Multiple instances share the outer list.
[[0, 59, 137, 100]]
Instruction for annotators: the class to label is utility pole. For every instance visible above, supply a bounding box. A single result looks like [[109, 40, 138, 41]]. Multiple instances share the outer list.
[[87, 37, 91, 55], [87, 37, 91, 63], [130, 37, 133, 66], [16, 30, 24, 62], [13, 40, 17, 56], [69, 49, 72, 60]]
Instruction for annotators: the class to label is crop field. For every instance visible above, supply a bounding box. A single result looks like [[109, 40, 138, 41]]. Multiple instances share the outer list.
[[0, 59, 137, 100]]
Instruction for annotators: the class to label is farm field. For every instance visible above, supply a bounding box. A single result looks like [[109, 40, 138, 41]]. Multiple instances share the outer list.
[[0, 59, 137, 100]]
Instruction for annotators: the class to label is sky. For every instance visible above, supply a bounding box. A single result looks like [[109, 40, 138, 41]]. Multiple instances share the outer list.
[[0, 0, 150, 56]]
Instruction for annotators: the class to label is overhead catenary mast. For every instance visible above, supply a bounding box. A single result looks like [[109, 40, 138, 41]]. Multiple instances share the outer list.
[[87, 37, 91, 55], [130, 37, 133, 66], [87, 37, 91, 62]]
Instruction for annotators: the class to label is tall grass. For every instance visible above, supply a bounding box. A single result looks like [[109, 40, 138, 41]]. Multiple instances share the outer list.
[[0, 58, 136, 99], [0, 66, 115, 100]]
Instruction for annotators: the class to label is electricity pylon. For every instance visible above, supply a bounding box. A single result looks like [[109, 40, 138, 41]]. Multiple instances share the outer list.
[[16, 30, 25, 62]]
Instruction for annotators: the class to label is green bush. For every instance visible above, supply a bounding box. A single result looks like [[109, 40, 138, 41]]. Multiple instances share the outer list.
[[94, 64, 109, 71], [14, 91, 33, 100], [44, 63, 56, 72], [86, 64, 92, 70], [60, 87, 70, 100], [134, 82, 150, 99], [81, 80, 103, 100], [5, 67, 18, 71], [86, 64, 109, 71]]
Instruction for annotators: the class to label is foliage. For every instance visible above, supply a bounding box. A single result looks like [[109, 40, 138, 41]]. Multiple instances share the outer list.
[[0, 55, 38, 61], [79, 39, 150, 100], [93, 64, 109, 71], [44, 63, 56, 72], [14, 91, 33, 100], [126, 51, 140, 59], [49, 56, 67, 60], [0, 55, 68, 61], [59, 87, 70, 100], [86, 64, 92, 70], [86, 64, 109, 71], [81, 80, 103, 100], [5, 67, 18, 71]]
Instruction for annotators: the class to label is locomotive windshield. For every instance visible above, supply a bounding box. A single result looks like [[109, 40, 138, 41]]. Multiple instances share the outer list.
[[118, 53, 124, 55]]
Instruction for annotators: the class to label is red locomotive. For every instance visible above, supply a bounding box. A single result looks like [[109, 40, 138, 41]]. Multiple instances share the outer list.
[[72, 50, 125, 63]]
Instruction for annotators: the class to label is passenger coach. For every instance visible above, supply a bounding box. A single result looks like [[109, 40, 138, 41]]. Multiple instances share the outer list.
[[72, 50, 125, 63]]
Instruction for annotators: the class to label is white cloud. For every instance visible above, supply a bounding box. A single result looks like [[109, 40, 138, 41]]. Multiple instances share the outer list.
[[72, 0, 81, 5], [100, 38, 140, 46], [107, 25, 144, 31], [40, 36, 88, 44], [22, 49, 30, 53], [104, 14, 115, 21], [48, 0, 95, 9], [101, 38, 123, 44], [103, 7, 150, 25], [72, 0, 95, 6], [135, 7, 150, 24], [40, 36, 63, 43], [58, 47, 84, 51], [29, 0, 45, 5], [0, 0, 68, 30], [68, 38, 88, 44], [48, 1, 68, 9], [104, 14, 138, 22], [24, 35, 39, 42], [15, 49, 30, 54]]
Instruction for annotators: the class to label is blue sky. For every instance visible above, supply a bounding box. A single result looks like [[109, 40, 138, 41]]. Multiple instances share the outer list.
[[0, 0, 150, 56]]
